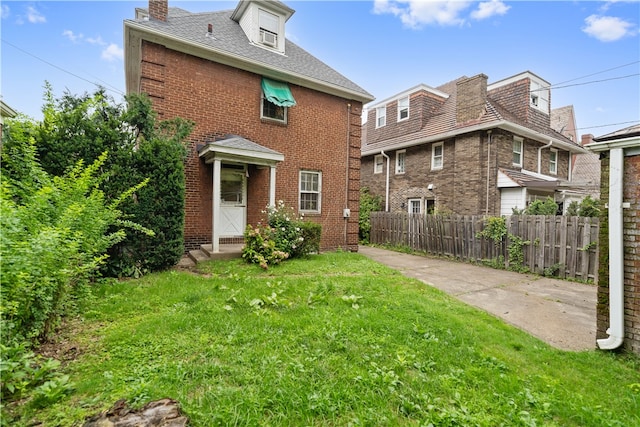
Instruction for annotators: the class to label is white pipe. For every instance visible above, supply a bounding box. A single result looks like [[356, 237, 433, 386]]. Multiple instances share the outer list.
[[537, 140, 552, 174], [485, 130, 492, 215], [381, 150, 390, 212], [597, 147, 625, 350]]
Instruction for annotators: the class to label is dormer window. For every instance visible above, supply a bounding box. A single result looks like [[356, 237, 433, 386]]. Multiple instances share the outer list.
[[259, 9, 279, 48], [530, 79, 549, 114]]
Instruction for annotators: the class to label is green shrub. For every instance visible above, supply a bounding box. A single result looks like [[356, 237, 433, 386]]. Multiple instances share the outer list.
[[525, 197, 559, 215], [359, 187, 382, 243], [242, 202, 320, 268]]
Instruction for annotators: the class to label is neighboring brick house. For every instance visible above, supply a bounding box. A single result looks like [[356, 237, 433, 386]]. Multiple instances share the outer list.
[[124, 0, 373, 253], [551, 105, 601, 207], [361, 72, 586, 216], [587, 125, 640, 355]]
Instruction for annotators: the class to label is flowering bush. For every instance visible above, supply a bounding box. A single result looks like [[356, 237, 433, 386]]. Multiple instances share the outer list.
[[242, 201, 320, 268]]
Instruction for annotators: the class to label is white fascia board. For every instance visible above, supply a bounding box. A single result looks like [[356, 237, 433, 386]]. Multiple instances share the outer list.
[[365, 83, 449, 109], [362, 120, 585, 157], [124, 22, 374, 103], [585, 136, 640, 153], [488, 70, 550, 91], [199, 144, 284, 165]]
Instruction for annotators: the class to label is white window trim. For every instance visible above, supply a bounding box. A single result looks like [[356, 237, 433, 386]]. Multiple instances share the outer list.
[[408, 199, 421, 214], [395, 150, 406, 174], [549, 148, 558, 175], [530, 80, 549, 114], [260, 95, 287, 123], [299, 170, 322, 213], [431, 142, 443, 170], [374, 154, 383, 174], [397, 96, 409, 122], [376, 106, 386, 128], [258, 8, 279, 48], [513, 136, 523, 167]]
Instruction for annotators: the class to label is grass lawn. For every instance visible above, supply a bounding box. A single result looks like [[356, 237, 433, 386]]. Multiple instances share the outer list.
[[10, 251, 640, 426]]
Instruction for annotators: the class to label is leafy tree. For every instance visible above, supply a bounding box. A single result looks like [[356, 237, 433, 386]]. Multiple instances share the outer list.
[[29, 85, 194, 275]]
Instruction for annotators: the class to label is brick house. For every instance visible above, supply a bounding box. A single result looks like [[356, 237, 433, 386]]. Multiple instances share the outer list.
[[361, 72, 586, 216], [587, 125, 640, 355], [124, 0, 373, 253]]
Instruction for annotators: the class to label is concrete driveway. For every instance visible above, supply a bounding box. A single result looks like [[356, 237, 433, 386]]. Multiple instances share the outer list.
[[358, 246, 597, 351]]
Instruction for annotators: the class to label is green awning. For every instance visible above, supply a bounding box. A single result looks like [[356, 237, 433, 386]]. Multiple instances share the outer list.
[[261, 77, 296, 107]]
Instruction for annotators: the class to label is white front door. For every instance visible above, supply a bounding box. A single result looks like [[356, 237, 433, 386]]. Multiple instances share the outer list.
[[219, 166, 246, 237]]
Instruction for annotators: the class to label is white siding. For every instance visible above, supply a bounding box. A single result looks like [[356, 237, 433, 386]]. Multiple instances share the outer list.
[[500, 188, 526, 216]]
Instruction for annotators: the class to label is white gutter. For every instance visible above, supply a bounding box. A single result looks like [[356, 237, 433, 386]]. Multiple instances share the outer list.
[[381, 150, 390, 212], [362, 120, 586, 156], [537, 140, 552, 174], [597, 147, 625, 350]]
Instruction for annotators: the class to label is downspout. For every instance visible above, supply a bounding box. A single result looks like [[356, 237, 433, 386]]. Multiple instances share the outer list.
[[381, 150, 390, 212], [597, 147, 625, 350], [344, 103, 351, 248], [537, 140, 552, 174], [485, 130, 492, 215]]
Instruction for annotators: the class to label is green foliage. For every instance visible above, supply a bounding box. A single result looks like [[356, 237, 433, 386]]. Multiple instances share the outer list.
[[524, 197, 559, 215], [476, 216, 507, 244], [566, 196, 601, 217], [242, 201, 320, 268], [0, 151, 151, 344], [25, 85, 193, 276], [0, 343, 73, 418], [359, 187, 382, 243], [507, 234, 530, 272]]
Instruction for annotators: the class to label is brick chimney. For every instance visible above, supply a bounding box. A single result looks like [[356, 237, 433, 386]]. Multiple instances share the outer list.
[[581, 134, 594, 146], [149, 0, 168, 22], [456, 74, 488, 124]]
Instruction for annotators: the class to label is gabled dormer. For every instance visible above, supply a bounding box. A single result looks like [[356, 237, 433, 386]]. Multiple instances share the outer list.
[[231, 0, 295, 54]]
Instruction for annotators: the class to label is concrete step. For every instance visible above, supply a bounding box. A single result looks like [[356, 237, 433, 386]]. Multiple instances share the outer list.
[[188, 249, 210, 264]]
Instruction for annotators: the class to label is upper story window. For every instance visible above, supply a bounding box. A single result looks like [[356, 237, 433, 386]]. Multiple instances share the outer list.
[[374, 154, 384, 174], [261, 78, 296, 124], [376, 106, 386, 128], [397, 96, 409, 121], [549, 148, 558, 175], [259, 9, 279, 48], [431, 142, 443, 170], [299, 170, 321, 213], [395, 150, 406, 174], [530, 80, 549, 114], [513, 136, 523, 167]]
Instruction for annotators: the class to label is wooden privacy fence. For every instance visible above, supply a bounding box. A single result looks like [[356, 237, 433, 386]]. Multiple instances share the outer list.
[[369, 213, 599, 282]]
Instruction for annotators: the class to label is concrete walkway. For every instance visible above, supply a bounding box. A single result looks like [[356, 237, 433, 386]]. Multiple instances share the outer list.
[[358, 246, 597, 351]]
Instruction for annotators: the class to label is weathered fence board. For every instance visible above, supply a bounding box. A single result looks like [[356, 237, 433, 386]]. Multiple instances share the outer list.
[[369, 213, 599, 282]]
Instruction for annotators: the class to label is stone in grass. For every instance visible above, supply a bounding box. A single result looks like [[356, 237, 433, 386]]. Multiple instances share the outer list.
[[83, 398, 189, 427]]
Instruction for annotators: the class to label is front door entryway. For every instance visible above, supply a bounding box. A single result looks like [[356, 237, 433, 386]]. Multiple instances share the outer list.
[[219, 164, 246, 237]]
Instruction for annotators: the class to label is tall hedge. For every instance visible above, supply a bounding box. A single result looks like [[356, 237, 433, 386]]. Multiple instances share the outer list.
[[31, 85, 193, 276]]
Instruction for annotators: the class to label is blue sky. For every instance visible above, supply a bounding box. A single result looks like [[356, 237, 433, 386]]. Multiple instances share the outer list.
[[2, 1, 639, 137]]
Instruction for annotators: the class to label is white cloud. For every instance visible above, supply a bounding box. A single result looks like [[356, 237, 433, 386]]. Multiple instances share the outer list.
[[583, 14, 635, 42], [374, 0, 472, 28], [26, 6, 45, 24], [1, 5, 10, 20], [87, 36, 106, 46], [471, 0, 510, 20], [62, 29, 83, 43], [101, 43, 124, 62]]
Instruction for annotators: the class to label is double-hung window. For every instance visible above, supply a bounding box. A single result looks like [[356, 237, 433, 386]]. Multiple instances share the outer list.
[[374, 154, 384, 174], [261, 97, 287, 122], [549, 148, 558, 175], [431, 142, 443, 170], [397, 96, 409, 121], [299, 170, 321, 213], [258, 9, 279, 48], [376, 106, 386, 128], [396, 150, 406, 174], [530, 80, 549, 114], [261, 78, 295, 124], [513, 136, 523, 167]]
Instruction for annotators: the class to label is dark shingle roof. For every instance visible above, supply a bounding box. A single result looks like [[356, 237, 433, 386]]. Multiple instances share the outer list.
[[125, 7, 372, 101]]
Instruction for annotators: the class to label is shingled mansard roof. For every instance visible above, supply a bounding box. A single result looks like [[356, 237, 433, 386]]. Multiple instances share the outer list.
[[362, 75, 585, 156], [124, 6, 374, 103]]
